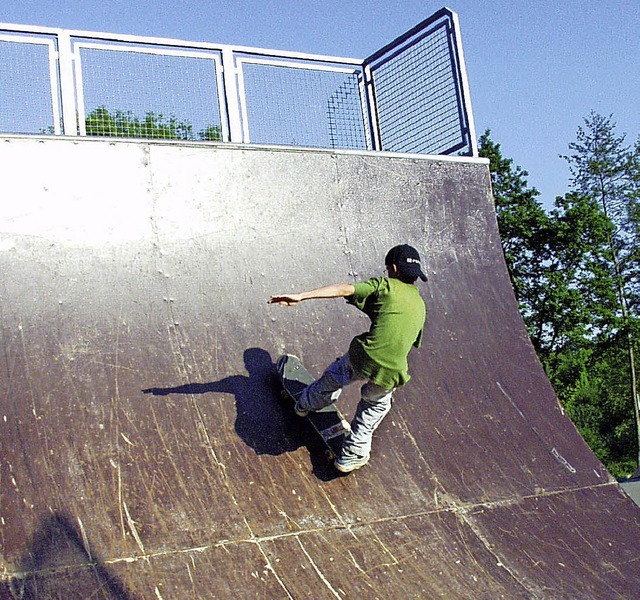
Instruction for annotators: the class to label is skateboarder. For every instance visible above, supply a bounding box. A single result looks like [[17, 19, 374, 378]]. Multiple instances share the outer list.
[[268, 244, 427, 473]]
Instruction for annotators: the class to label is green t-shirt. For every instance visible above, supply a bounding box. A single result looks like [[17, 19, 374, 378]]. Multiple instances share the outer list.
[[346, 277, 426, 390]]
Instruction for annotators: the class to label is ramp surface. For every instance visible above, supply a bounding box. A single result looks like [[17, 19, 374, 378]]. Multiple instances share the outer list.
[[1, 137, 639, 598]]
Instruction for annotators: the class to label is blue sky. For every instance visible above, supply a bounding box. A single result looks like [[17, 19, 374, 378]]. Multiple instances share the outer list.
[[1, 0, 638, 208]]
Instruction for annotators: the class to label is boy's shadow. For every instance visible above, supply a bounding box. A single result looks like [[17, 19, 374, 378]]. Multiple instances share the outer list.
[[143, 348, 344, 480], [143, 348, 300, 457]]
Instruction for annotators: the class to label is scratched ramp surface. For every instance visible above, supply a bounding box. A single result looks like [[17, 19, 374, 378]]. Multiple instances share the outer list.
[[1, 137, 639, 599]]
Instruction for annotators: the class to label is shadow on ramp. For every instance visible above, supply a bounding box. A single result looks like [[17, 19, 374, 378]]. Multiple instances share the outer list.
[[7, 513, 136, 600], [142, 347, 344, 481]]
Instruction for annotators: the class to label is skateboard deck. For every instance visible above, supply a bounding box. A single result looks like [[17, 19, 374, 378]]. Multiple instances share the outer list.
[[276, 354, 350, 460]]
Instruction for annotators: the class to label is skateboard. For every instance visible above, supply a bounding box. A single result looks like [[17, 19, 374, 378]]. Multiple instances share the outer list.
[[276, 354, 350, 461]]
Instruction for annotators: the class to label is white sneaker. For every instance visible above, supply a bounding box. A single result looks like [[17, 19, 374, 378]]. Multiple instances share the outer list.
[[334, 450, 370, 473]]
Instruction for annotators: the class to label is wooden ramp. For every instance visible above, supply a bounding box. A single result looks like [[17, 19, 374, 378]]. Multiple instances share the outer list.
[[1, 137, 639, 598]]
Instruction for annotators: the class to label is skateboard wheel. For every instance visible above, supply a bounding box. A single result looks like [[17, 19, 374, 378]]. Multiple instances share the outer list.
[[325, 449, 336, 461]]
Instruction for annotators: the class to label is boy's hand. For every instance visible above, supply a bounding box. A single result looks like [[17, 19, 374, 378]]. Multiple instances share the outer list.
[[268, 294, 303, 306]]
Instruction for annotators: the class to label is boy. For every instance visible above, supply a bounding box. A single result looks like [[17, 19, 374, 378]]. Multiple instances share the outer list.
[[268, 244, 427, 473]]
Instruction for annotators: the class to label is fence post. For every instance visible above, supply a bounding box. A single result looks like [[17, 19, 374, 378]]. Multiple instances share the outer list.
[[221, 47, 243, 143], [450, 11, 477, 156], [363, 64, 381, 151], [57, 30, 78, 136]]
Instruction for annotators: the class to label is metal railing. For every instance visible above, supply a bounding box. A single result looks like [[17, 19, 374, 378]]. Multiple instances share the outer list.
[[0, 7, 477, 156]]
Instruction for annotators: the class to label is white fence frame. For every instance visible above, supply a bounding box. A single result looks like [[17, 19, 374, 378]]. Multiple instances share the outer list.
[[0, 9, 477, 156], [0, 33, 62, 135], [235, 57, 364, 144], [72, 42, 228, 139]]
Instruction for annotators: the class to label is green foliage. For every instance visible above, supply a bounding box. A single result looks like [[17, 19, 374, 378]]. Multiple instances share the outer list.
[[548, 345, 636, 478], [479, 132, 612, 360], [560, 114, 640, 478], [85, 106, 223, 142], [482, 117, 640, 479]]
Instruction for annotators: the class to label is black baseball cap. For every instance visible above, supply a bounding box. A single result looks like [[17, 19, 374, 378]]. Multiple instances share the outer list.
[[385, 244, 428, 281]]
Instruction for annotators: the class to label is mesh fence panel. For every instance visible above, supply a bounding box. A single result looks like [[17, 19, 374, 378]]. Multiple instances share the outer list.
[[369, 19, 470, 155], [240, 61, 368, 150], [327, 75, 370, 150], [0, 11, 475, 155], [0, 37, 58, 135], [77, 45, 224, 141]]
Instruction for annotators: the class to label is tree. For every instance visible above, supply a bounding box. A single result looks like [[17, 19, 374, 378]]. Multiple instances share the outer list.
[[85, 106, 223, 141], [544, 192, 618, 352], [562, 112, 640, 474], [481, 128, 637, 478], [478, 132, 606, 359]]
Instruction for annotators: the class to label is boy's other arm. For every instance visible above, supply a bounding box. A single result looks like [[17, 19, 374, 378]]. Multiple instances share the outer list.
[[268, 283, 355, 306]]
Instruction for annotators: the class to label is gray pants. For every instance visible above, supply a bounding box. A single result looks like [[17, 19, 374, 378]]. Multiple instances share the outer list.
[[299, 354, 394, 457]]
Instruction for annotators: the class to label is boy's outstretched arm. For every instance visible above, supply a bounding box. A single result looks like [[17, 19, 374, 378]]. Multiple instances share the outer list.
[[268, 283, 355, 306]]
